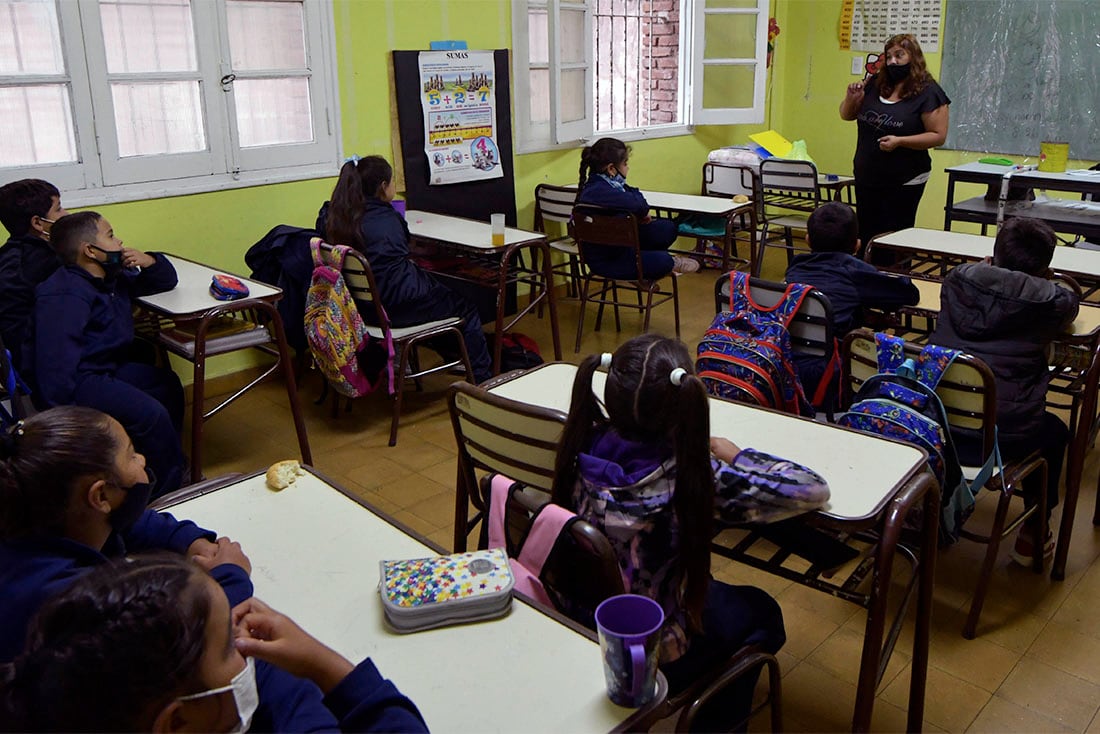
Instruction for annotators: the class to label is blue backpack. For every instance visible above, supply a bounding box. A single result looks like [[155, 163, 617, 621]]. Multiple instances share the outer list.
[[837, 333, 1000, 544], [696, 271, 813, 416], [0, 343, 33, 430]]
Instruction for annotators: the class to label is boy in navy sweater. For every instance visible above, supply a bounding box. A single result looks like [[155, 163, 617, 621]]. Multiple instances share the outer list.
[[0, 179, 68, 371], [29, 211, 187, 496], [785, 201, 920, 404]]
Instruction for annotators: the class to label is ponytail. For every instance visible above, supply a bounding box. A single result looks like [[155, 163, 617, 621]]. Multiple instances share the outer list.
[[576, 137, 629, 201], [550, 353, 607, 508], [325, 155, 395, 253]]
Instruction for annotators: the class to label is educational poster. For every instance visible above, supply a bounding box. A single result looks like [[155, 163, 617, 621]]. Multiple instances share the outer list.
[[418, 50, 503, 185], [840, 0, 941, 53]]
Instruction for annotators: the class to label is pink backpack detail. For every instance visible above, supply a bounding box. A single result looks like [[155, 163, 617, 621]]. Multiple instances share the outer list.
[[487, 474, 576, 607]]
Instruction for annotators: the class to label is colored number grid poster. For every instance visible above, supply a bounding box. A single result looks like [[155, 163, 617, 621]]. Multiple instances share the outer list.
[[418, 50, 503, 185], [842, 0, 941, 53]]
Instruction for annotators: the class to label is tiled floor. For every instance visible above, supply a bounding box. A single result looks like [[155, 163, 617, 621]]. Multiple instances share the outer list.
[[195, 250, 1100, 733]]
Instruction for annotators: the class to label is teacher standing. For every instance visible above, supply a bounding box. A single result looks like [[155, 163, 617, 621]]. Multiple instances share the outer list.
[[840, 33, 950, 252]]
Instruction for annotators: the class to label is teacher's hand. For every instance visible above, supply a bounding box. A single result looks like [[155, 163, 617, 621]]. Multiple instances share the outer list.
[[878, 135, 902, 152], [845, 81, 865, 100]]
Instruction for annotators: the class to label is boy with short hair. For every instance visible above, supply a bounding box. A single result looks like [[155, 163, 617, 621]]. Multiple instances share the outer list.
[[784, 201, 920, 402], [932, 217, 1078, 562], [0, 179, 68, 370], [29, 211, 187, 496]]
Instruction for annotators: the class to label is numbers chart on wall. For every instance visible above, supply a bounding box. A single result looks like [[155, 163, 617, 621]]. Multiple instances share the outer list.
[[840, 0, 941, 53], [418, 50, 504, 186]]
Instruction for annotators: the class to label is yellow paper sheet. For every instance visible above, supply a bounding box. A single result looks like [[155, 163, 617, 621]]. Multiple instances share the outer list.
[[749, 130, 793, 158]]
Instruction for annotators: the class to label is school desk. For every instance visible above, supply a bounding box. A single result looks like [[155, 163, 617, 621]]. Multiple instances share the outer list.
[[134, 255, 312, 481], [154, 468, 668, 733], [900, 280, 1100, 582], [405, 210, 562, 374], [868, 227, 1100, 300], [485, 362, 937, 732], [943, 162, 1100, 240]]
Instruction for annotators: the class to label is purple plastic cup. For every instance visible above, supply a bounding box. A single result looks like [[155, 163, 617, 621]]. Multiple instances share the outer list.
[[391, 199, 407, 217], [594, 594, 664, 707]]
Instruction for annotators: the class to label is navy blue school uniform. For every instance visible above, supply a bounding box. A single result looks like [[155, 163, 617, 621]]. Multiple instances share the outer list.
[[576, 173, 679, 280], [785, 251, 919, 401], [28, 255, 187, 496], [317, 199, 493, 382], [0, 233, 61, 372]]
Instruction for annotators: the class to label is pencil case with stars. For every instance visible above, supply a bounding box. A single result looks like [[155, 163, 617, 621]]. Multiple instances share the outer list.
[[379, 548, 514, 633]]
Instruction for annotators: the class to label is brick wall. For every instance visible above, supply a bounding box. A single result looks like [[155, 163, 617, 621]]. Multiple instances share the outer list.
[[642, 0, 679, 124]]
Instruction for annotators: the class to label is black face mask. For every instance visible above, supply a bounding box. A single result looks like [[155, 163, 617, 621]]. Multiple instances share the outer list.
[[109, 468, 156, 533], [89, 244, 124, 277], [885, 63, 911, 83]]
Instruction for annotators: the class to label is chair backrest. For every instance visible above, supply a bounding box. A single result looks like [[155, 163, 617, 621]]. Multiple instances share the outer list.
[[570, 204, 644, 277], [714, 274, 835, 358], [533, 183, 578, 230], [701, 161, 759, 199], [449, 380, 567, 495], [841, 329, 998, 457], [315, 241, 391, 332], [760, 159, 820, 214]]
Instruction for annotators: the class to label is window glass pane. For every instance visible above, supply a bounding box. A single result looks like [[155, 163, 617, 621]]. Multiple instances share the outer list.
[[706, 0, 758, 7], [560, 9, 585, 64], [529, 68, 549, 123], [227, 0, 305, 71], [528, 8, 548, 65], [100, 0, 197, 73], [233, 77, 313, 147], [560, 69, 585, 122], [111, 80, 205, 156], [0, 0, 65, 74], [701, 63, 754, 108], [0, 84, 76, 165], [704, 12, 757, 59]]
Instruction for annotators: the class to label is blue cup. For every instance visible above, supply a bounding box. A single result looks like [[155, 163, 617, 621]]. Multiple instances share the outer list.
[[595, 594, 664, 707]]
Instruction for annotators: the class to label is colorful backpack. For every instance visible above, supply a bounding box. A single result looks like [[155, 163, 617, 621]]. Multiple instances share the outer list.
[[696, 271, 813, 416], [304, 239, 390, 398], [836, 333, 1000, 544]]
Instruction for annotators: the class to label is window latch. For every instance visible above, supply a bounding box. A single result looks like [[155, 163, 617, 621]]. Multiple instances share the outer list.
[[220, 73, 236, 90]]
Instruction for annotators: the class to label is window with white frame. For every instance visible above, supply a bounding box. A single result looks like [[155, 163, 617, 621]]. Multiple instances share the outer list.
[[512, 0, 768, 153], [0, 0, 339, 203]]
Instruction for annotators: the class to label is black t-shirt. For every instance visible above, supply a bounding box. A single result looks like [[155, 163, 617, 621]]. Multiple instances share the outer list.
[[853, 79, 950, 188]]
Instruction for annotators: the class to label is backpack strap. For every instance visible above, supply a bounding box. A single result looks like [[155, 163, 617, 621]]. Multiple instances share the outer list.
[[811, 338, 841, 409], [310, 237, 349, 270], [874, 332, 907, 373], [911, 344, 961, 391], [727, 272, 811, 329], [487, 473, 516, 551], [515, 503, 576, 577]]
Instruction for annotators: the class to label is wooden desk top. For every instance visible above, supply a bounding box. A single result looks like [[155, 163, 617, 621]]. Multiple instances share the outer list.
[[406, 210, 546, 250], [163, 471, 654, 733], [912, 278, 1100, 337], [488, 363, 927, 522], [136, 255, 281, 318]]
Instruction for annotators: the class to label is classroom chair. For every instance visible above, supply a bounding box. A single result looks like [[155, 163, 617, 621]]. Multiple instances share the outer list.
[[533, 183, 584, 299], [756, 159, 821, 276], [670, 162, 759, 273], [714, 273, 839, 420], [448, 380, 567, 552], [842, 329, 1049, 639], [315, 241, 474, 447], [569, 205, 681, 352], [487, 473, 783, 733]]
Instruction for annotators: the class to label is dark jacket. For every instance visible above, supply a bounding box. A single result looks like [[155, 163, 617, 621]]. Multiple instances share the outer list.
[[577, 174, 650, 218], [0, 508, 251, 662], [0, 234, 61, 372], [28, 255, 177, 406], [785, 251, 920, 335], [931, 262, 1078, 441], [245, 225, 319, 352]]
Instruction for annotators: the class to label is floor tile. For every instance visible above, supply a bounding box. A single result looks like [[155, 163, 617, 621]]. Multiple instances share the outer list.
[[967, 696, 1075, 733], [1029, 621, 1100, 685], [995, 658, 1100, 731], [881, 664, 990, 731]]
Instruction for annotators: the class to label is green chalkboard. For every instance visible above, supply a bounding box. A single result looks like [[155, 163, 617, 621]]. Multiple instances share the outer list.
[[940, 0, 1099, 161]]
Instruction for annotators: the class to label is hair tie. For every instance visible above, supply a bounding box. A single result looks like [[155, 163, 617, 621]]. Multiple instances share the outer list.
[[600, 353, 613, 369], [343, 154, 360, 166], [669, 368, 687, 386]]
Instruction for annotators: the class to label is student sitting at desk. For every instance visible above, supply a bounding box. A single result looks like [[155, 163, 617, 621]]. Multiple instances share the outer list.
[[0, 179, 68, 373], [317, 155, 492, 383], [576, 137, 698, 278], [931, 217, 1079, 563], [785, 201, 919, 402], [552, 334, 829, 731], [27, 211, 187, 496], [0, 555, 427, 732]]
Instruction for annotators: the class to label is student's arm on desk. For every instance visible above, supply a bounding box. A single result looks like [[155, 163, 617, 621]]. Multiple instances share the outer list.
[[710, 441, 831, 525], [852, 266, 921, 310], [129, 252, 178, 296], [234, 598, 428, 733], [33, 288, 92, 405]]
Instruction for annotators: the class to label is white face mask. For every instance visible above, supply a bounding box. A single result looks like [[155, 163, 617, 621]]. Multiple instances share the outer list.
[[177, 657, 259, 733]]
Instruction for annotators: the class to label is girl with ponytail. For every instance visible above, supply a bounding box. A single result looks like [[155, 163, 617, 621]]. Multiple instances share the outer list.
[[550, 334, 829, 729], [317, 156, 493, 382]]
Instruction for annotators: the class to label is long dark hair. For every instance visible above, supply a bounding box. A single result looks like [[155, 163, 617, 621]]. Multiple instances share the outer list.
[[324, 155, 394, 252], [0, 406, 119, 541], [0, 555, 211, 731], [550, 334, 714, 631], [875, 33, 934, 100], [577, 137, 629, 198]]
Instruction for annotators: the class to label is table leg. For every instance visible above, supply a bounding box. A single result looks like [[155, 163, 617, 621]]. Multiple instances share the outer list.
[[1054, 351, 1099, 579], [190, 318, 210, 483], [537, 241, 563, 360], [263, 303, 313, 468], [909, 478, 939, 732]]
